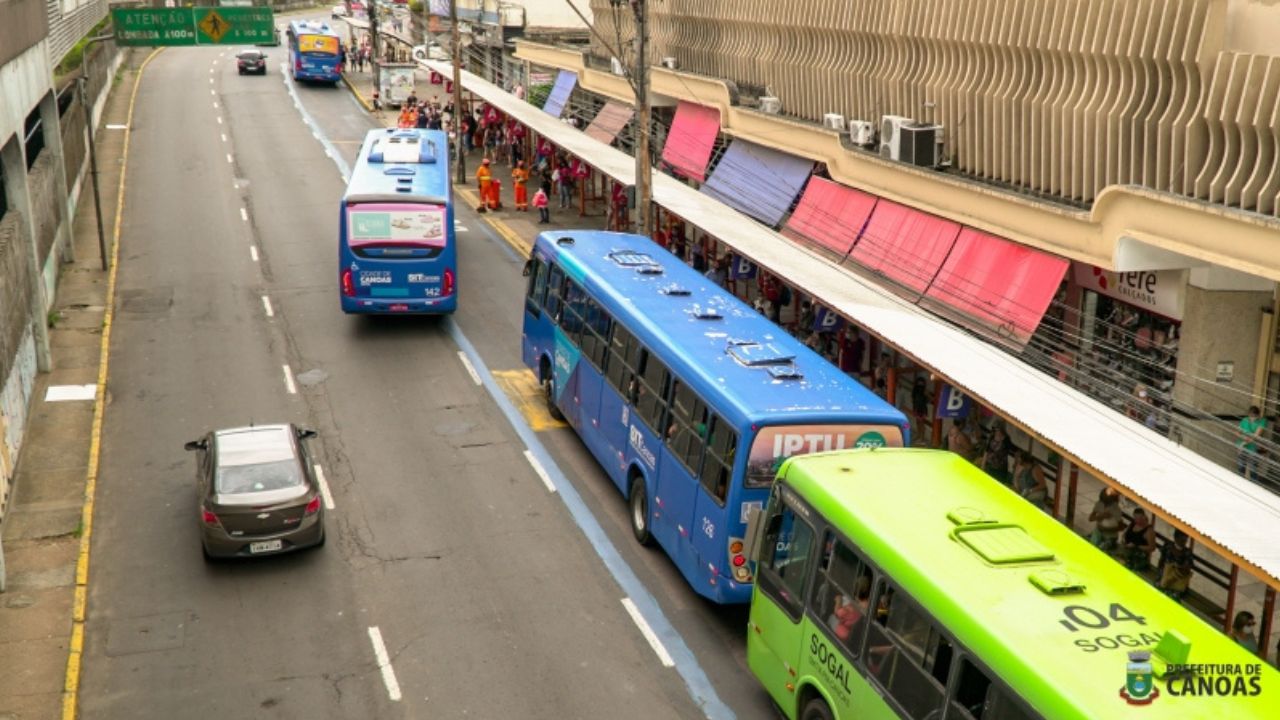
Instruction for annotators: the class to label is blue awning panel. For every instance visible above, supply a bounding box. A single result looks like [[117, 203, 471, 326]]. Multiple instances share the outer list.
[[542, 71, 578, 118], [700, 139, 813, 228]]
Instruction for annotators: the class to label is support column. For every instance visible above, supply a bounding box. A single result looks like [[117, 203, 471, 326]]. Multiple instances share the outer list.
[[1224, 564, 1239, 635], [38, 91, 74, 263], [1260, 587, 1275, 662], [0, 138, 52, 373]]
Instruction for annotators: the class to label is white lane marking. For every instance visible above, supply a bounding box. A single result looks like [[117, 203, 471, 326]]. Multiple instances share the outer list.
[[45, 384, 97, 402], [240, 207, 248, 222], [621, 598, 675, 667], [210, 89, 215, 96], [282, 364, 297, 394], [261, 295, 274, 317], [221, 133, 228, 143], [209, 67, 214, 74], [217, 116, 223, 125], [313, 464, 335, 509], [249, 245, 259, 262], [213, 101, 219, 109], [106, 123, 128, 130], [456, 351, 482, 386], [226, 153, 233, 164], [455, 223, 468, 232], [367, 627, 402, 702], [523, 450, 556, 493], [209, 77, 214, 84]]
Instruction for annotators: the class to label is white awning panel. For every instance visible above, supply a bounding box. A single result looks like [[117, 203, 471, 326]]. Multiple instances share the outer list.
[[425, 61, 1280, 589]]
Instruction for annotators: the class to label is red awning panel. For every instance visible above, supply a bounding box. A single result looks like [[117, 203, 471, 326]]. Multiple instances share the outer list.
[[781, 177, 877, 257], [923, 228, 1069, 346], [660, 101, 720, 182], [846, 200, 960, 296], [584, 101, 634, 144]]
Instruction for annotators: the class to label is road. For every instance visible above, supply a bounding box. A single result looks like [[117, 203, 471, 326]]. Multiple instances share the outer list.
[[78, 37, 772, 720]]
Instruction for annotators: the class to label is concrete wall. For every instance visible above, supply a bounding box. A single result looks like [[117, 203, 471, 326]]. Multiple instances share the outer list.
[[1227, 0, 1280, 54], [1174, 285, 1273, 417]]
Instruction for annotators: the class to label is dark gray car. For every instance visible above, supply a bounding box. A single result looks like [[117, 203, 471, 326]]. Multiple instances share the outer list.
[[237, 49, 267, 74], [185, 424, 325, 560]]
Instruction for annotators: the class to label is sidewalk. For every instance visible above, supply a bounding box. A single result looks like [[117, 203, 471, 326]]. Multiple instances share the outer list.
[[0, 51, 143, 720], [339, 62, 611, 252]]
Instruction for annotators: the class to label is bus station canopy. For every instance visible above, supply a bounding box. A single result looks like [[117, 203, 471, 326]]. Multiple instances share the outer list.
[[425, 60, 1280, 591]]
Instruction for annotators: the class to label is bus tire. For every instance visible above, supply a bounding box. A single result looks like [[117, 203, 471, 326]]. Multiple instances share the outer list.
[[541, 359, 564, 421], [628, 475, 653, 546], [799, 696, 833, 720]]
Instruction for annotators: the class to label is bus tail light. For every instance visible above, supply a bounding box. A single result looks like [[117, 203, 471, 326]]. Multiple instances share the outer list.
[[341, 269, 355, 297], [443, 267, 455, 296], [729, 536, 752, 583]]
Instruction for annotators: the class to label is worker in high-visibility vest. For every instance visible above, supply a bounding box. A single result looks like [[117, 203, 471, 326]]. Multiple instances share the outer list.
[[475, 158, 492, 213], [512, 161, 529, 211]]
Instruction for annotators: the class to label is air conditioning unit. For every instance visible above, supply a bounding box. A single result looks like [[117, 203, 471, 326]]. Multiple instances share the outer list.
[[900, 124, 943, 168], [879, 115, 914, 161], [610, 56, 625, 76], [759, 96, 782, 115], [660, 56, 678, 70], [848, 119, 875, 146], [822, 113, 846, 132]]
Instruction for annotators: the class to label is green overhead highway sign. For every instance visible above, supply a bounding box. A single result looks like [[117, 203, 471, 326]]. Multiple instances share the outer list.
[[111, 8, 275, 47]]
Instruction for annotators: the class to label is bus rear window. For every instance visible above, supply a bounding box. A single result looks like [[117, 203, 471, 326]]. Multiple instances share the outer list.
[[746, 424, 905, 487], [347, 203, 447, 257]]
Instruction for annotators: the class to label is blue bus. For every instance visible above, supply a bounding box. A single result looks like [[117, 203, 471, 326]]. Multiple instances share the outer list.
[[340, 129, 457, 314], [286, 20, 343, 83], [521, 231, 909, 603]]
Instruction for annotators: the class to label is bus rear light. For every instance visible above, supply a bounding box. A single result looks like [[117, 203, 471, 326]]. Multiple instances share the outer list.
[[732, 555, 746, 567], [729, 540, 744, 554], [341, 269, 355, 297], [443, 267, 455, 296]]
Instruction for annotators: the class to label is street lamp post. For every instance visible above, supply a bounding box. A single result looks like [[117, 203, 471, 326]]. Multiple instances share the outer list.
[[451, 0, 466, 183], [604, 0, 651, 236]]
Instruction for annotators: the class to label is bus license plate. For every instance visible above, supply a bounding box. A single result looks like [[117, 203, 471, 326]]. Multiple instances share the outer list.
[[249, 540, 283, 554]]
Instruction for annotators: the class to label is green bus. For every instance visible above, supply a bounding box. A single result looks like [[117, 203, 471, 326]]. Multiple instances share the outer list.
[[746, 448, 1277, 720]]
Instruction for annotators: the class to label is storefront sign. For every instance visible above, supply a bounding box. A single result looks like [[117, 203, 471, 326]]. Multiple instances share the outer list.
[[1072, 264, 1186, 320]]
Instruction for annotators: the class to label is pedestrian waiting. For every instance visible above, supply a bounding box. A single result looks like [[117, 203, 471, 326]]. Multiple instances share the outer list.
[[533, 187, 550, 224]]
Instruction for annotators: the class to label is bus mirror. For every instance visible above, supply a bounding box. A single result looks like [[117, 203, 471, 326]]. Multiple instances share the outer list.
[[522, 259, 533, 277], [743, 505, 763, 560]]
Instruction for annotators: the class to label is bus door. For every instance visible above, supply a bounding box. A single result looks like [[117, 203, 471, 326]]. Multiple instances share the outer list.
[[748, 484, 820, 711]]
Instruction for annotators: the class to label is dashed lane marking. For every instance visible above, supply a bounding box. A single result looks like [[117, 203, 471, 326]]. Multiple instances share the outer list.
[[249, 245, 259, 262], [313, 464, 334, 509], [523, 450, 556, 493], [261, 295, 273, 317], [367, 627, 402, 702], [282, 364, 296, 395], [621, 598, 676, 667]]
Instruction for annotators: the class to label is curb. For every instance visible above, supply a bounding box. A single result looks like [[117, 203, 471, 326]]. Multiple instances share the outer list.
[[339, 71, 374, 114], [61, 45, 164, 720]]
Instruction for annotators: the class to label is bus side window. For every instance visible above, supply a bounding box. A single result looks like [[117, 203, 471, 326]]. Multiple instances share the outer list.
[[698, 415, 735, 504], [582, 298, 611, 370], [863, 582, 947, 720], [525, 258, 547, 316], [635, 351, 669, 431], [544, 264, 565, 323], [949, 658, 1035, 720], [605, 324, 632, 393], [665, 382, 708, 475], [811, 533, 874, 659], [756, 488, 818, 620], [561, 279, 587, 343]]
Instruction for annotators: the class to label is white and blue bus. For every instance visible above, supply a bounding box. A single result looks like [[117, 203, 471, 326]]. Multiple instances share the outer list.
[[339, 129, 457, 314], [286, 20, 343, 84], [521, 231, 909, 603]]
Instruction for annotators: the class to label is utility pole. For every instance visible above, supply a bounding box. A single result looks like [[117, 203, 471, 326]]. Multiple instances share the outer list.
[[631, 0, 651, 236], [370, 0, 381, 95], [451, 0, 466, 183]]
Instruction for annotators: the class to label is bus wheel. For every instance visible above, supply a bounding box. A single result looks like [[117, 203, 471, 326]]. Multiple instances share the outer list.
[[628, 476, 653, 546], [537, 358, 563, 420], [799, 697, 833, 720]]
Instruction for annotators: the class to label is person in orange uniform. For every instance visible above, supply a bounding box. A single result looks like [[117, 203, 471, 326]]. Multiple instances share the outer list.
[[475, 158, 492, 213], [512, 161, 529, 211]]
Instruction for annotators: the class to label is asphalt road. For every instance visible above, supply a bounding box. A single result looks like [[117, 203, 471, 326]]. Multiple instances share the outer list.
[[79, 37, 772, 719]]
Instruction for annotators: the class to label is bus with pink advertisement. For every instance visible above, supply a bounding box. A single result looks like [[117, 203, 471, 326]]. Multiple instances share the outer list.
[[339, 129, 456, 314], [520, 230, 909, 603]]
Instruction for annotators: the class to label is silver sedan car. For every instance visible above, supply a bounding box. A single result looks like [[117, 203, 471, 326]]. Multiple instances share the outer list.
[[184, 424, 326, 560]]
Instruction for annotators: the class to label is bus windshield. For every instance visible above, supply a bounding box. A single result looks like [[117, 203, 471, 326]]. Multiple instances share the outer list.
[[298, 34, 339, 55], [746, 423, 905, 487]]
